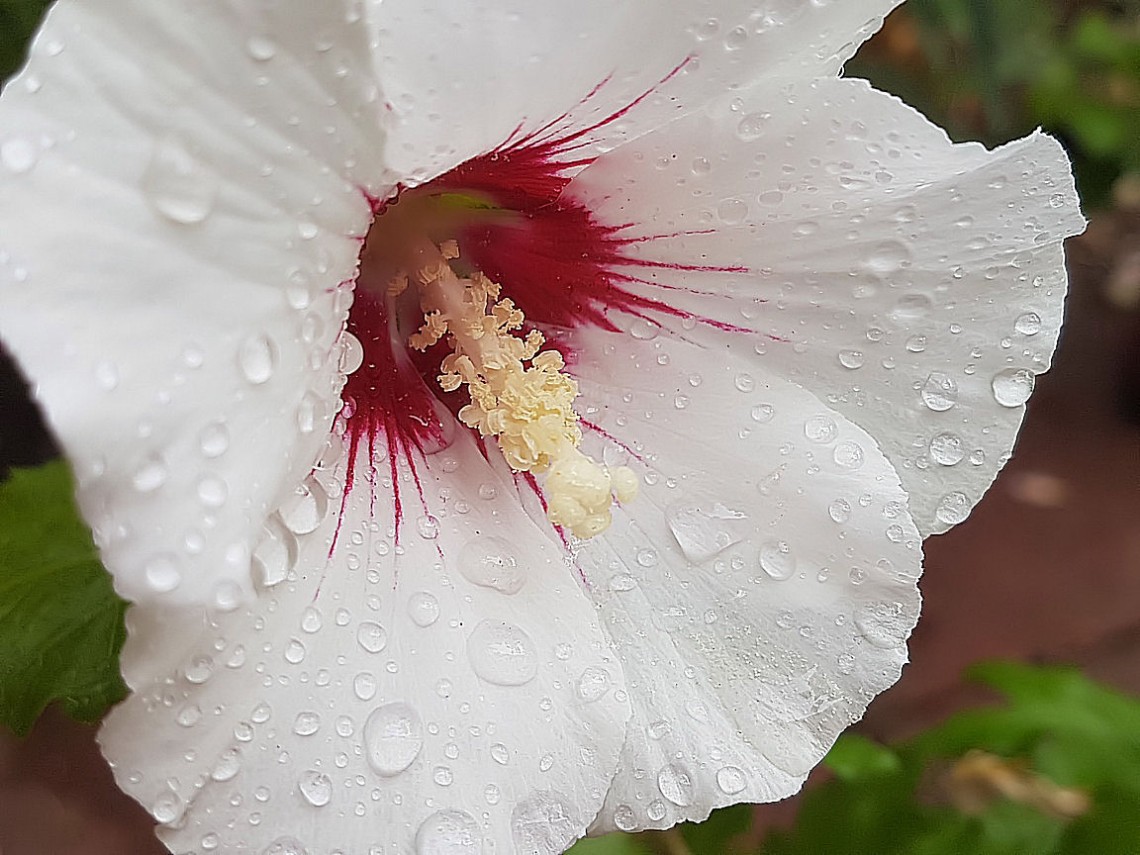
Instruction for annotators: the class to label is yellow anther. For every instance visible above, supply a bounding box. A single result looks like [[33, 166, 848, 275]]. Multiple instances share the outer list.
[[407, 240, 638, 538], [387, 272, 409, 298]]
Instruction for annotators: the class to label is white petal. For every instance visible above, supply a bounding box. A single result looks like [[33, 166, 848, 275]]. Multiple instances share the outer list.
[[566, 329, 920, 831], [568, 76, 1084, 535], [100, 432, 630, 854], [0, 1, 388, 605], [373, 0, 903, 180]]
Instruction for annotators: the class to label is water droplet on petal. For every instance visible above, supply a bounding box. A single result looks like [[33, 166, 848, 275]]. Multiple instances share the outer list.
[[357, 621, 388, 653], [657, 763, 696, 806], [363, 702, 423, 776], [467, 620, 537, 686], [416, 809, 482, 855], [935, 491, 971, 525], [929, 432, 965, 465], [736, 111, 770, 141], [142, 137, 217, 225], [301, 606, 322, 633], [246, 34, 278, 61], [490, 743, 509, 765], [408, 591, 440, 626], [1014, 312, 1042, 336], [459, 536, 525, 594], [339, 331, 364, 375], [716, 765, 747, 795], [353, 672, 377, 701], [665, 500, 747, 563], [238, 334, 277, 385], [280, 476, 328, 535], [991, 368, 1034, 407], [837, 349, 864, 369], [613, 804, 638, 832], [510, 791, 580, 855], [575, 666, 611, 702], [828, 498, 851, 524], [132, 456, 168, 492], [417, 514, 440, 540], [150, 787, 184, 824], [293, 711, 321, 736], [145, 554, 182, 593], [833, 441, 865, 470], [758, 541, 795, 580], [920, 372, 958, 412], [284, 638, 307, 664], [199, 421, 230, 457], [1, 137, 37, 174], [298, 770, 331, 807], [804, 415, 838, 444]]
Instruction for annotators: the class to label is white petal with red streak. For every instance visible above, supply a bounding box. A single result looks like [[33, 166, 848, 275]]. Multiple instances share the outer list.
[[566, 329, 921, 831], [100, 430, 630, 854], [568, 76, 1084, 535], [0, 1, 388, 605]]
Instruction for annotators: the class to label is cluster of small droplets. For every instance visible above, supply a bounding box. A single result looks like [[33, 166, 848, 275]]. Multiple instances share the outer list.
[[406, 240, 637, 537]]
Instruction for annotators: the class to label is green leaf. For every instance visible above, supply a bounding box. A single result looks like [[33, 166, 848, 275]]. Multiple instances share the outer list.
[[0, 462, 128, 735], [825, 734, 902, 781], [0, 0, 53, 84], [567, 833, 650, 855]]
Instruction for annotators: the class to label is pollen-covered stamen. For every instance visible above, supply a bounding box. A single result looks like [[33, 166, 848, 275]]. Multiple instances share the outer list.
[[405, 239, 638, 538]]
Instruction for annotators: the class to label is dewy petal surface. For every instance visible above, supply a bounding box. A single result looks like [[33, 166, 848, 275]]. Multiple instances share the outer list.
[[373, 0, 904, 181], [0, 0, 387, 605], [568, 76, 1084, 534], [100, 433, 630, 854], [564, 330, 920, 831]]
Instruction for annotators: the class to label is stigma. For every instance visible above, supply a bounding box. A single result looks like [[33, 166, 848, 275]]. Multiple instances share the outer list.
[[400, 239, 638, 538]]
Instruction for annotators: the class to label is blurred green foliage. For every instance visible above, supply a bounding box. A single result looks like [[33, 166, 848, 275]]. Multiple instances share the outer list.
[[577, 663, 1140, 855]]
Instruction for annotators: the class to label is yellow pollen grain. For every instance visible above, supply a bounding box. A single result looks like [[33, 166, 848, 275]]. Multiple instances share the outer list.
[[407, 240, 637, 538]]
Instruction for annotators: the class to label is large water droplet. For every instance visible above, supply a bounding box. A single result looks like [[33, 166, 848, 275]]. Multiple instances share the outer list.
[[803, 415, 838, 444], [416, 809, 482, 855], [657, 763, 696, 806], [199, 421, 230, 458], [920, 372, 958, 412], [665, 500, 747, 563], [928, 432, 965, 466], [298, 770, 331, 807], [252, 516, 298, 587], [758, 541, 795, 580], [150, 787, 185, 824], [142, 137, 218, 225], [363, 702, 423, 776], [246, 34, 278, 61], [736, 111, 770, 141], [1014, 312, 1042, 336], [575, 666, 611, 702], [888, 293, 932, 323], [716, 765, 747, 795], [864, 240, 910, 274], [408, 591, 440, 627], [458, 536, 525, 594], [935, 491, 971, 525], [357, 621, 388, 653], [991, 368, 1034, 407], [1, 137, 37, 174], [280, 476, 328, 535], [511, 791, 579, 855], [132, 455, 168, 492], [238, 334, 277, 385], [145, 555, 182, 593], [467, 620, 538, 686]]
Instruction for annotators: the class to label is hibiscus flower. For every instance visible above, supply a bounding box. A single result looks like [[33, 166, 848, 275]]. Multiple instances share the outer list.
[[0, 0, 1083, 852]]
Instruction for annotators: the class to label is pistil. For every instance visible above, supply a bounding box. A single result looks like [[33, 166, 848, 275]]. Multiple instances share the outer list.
[[404, 239, 637, 538]]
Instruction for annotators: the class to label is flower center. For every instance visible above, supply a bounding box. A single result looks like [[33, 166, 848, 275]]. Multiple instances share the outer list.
[[344, 187, 637, 538]]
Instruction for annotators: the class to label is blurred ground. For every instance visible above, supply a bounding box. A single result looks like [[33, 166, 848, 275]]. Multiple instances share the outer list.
[[1, 214, 1139, 854]]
